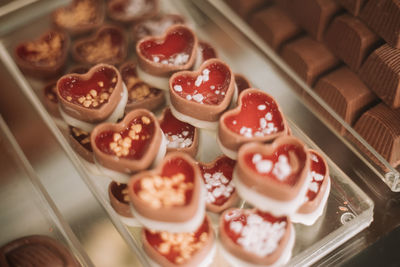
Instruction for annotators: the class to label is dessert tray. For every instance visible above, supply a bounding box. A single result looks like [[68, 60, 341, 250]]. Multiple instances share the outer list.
[[206, 0, 400, 192], [0, 0, 373, 266]]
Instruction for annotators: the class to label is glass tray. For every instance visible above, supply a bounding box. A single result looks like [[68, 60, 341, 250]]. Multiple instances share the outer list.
[[205, 0, 400, 192], [0, 116, 93, 266], [0, 0, 373, 266]]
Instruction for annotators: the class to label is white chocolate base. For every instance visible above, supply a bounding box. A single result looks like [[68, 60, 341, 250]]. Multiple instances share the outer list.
[[136, 65, 170, 91], [291, 177, 331, 225], [219, 224, 295, 267], [170, 104, 218, 131], [233, 169, 312, 217], [130, 186, 206, 233], [217, 136, 238, 160], [59, 83, 128, 133]]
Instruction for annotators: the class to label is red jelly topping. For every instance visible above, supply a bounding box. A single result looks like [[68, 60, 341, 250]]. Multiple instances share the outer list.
[[199, 157, 236, 206], [145, 218, 209, 264], [172, 62, 231, 105], [44, 83, 58, 104], [306, 151, 326, 201], [160, 108, 195, 149], [69, 126, 92, 152], [139, 28, 195, 65], [58, 66, 118, 109], [224, 92, 284, 137], [16, 31, 65, 66], [120, 63, 162, 104], [110, 181, 129, 204], [198, 41, 217, 62], [235, 75, 251, 95], [223, 209, 286, 247], [244, 144, 307, 186], [95, 116, 155, 159]]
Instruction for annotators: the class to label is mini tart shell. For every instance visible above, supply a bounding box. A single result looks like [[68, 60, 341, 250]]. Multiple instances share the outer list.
[[119, 61, 165, 112], [236, 136, 310, 202], [72, 25, 127, 65], [159, 107, 199, 157], [91, 109, 162, 173], [56, 63, 124, 123], [219, 88, 289, 152], [169, 58, 235, 122], [14, 30, 70, 79], [136, 24, 198, 77], [128, 152, 203, 223], [42, 81, 60, 118], [234, 73, 252, 96], [142, 215, 215, 267], [51, 0, 105, 36], [219, 208, 292, 266], [107, 0, 159, 23], [297, 149, 330, 214], [0, 235, 80, 267], [67, 127, 94, 164], [108, 181, 133, 218]]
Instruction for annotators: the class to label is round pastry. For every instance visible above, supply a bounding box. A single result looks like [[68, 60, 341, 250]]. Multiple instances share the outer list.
[[56, 63, 128, 132], [218, 88, 289, 159], [219, 208, 294, 267], [107, 0, 159, 23], [128, 152, 205, 232], [291, 149, 331, 225], [0, 235, 80, 267], [234, 136, 311, 216], [108, 181, 139, 226], [198, 155, 238, 213], [159, 107, 199, 157], [169, 59, 235, 130], [142, 216, 216, 267], [136, 24, 198, 90], [91, 109, 166, 183]]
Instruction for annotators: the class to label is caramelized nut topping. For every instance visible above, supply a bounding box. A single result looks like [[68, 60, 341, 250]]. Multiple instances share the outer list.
[[78, 35, 120, 63], [55, 0, 98, 27], [22, 32, 64, 66], [109, 122, 151, 157]]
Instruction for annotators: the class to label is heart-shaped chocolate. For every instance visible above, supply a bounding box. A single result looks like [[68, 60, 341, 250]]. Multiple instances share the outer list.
[[67, 126, 93, 163], [107, 0, 159, 23], [169, 58, 235, 124], [72, 25, 127, 65], [218, 88, 288, 158], [234, 73, 252, 96], [91, 109, 162, 173], [136, 24, 198, 76], [108, 181, 133, 218], [142, 216, 215, 267], [235, 136, 310, 215], [14, 29, 69, 78], [132, 14, 185, 42], [159, 107, 199, 157], [198, 156, 238, 213], [52, 0, 105, 35], [119, 61, 165, 111], [128, 152, 205, 232], [57, 63, 124, 123], [219, 208, 293, 266]]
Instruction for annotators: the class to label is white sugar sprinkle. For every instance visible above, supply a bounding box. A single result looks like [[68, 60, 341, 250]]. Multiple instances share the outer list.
[[256, 160, 273, 173], [153, 56, 160, 63], [195, 75, 203, 87], [210, 85, 215, 90], [265, 112, 272, 121], [272, 155, 291, 181], [215, 90, 220, 95], [204, 171, 234, 204], [232, 120, 237, 125], [258, 104, 266, 110], [309, 181, 319, 193], [173, 85, 183, 92], [193, 94, 204, 103], [252, 153, 262, 163], [186, 95, 192, 100]]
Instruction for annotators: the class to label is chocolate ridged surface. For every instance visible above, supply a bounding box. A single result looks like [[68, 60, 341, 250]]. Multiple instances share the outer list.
[[280, 36, 340, 86], [360, 0, 400, 48], [324, 14, 381, 72], [226, 0, 271, 19], [249, 6, 302, 50], [359, 44, 400, 108], [312, 66, 377, 135], [353, 103, 400, 168], [279, 0, 341, 41], [337, 0, 367, 16]]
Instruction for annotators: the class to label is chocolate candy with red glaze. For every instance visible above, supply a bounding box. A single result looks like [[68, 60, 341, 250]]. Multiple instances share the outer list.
[[194, 41, 218, 69]]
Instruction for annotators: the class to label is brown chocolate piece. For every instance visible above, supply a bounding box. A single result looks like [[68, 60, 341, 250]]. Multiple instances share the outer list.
[[360, 0, 400, 48], [359, 44, 400, 108], [312, 66, 377, 135], [280, 0, 341, 41], [52, 0, 105, 36], [353, 103, 400, 168], [337, 0, 367, 16], [280, 37, 340, 86], [225, 0, 271, 20], [0, 235, 80, 267], [234, 73, 251, 95], [249, 6, 302, 50], [43, 81, 60, 118], [72, 25, 127, 66], [67, 126, 94, 163], [324, 14, 381, 72], [119, 61, 165, 112], [108, 182, 133, 218], [107, 0, 159, 23]]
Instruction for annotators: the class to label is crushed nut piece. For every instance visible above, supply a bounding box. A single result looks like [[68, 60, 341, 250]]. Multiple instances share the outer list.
[[141, 116, 151, 125]]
